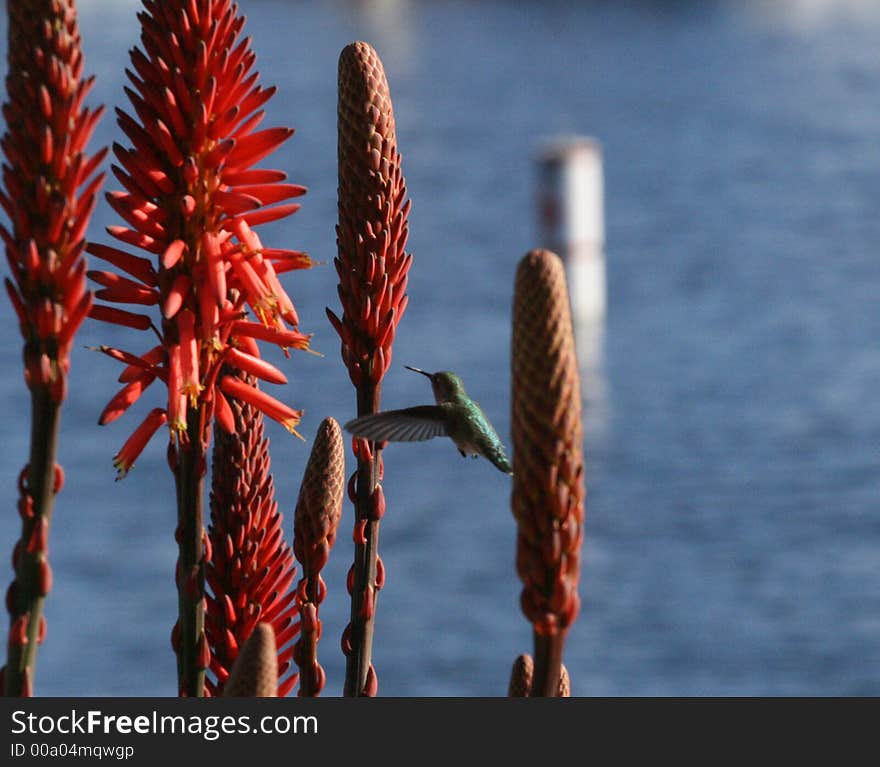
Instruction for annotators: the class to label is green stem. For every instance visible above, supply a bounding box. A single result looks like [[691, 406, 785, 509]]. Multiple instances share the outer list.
[[4, 386, 61, 696], [344, 382, 381, 697], [174, 408, 206, 697]]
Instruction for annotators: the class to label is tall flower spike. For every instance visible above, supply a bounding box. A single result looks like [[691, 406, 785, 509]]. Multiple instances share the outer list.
[[90, 0, 311, 696], [206, 370, 300, 697], [292, 417, 344, 697], [332, 40, 412, 698], [511, 249, 585, 697], [1, 0, 104, 696]]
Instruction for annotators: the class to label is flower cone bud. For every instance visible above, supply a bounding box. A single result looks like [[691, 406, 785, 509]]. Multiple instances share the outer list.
[[511, 249, 586, 697]]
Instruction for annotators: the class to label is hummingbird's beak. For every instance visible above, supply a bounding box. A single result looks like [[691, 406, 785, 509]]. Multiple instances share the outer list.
[[404, 365, 432, 379]]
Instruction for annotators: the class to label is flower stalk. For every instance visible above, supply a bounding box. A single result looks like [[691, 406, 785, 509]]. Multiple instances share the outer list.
[[330, 41, 412, 696], [90, 0, 310, 696], [292, 417, 344, 696], [511, 249, 585, 697], [173, 409, 208, 696], [1, 0, 104, 696]]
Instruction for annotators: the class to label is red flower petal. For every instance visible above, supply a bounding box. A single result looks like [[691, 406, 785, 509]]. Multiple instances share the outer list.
[[225, 127, 294, 169], [99, 375, 156, 426], [230, 320, 312, 351], [225, 347, 287, 385], [221, 168, 286, 185], [113, 408, 167, 480], [162, 273, 192, 319], [87, 242, 158, 286], [214, 390, 235, 434], [161, 239, 186, 269], [234, 183, 306, 206], [95, 283, 159, 306], [118, 344, 165, 383], [228, 202, 300, 228], [89, 304, 153, 331], [219, 375, 302, 436]]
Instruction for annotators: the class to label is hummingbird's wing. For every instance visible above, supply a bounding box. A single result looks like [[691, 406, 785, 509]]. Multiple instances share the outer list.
[[344, 406, 447, 442]]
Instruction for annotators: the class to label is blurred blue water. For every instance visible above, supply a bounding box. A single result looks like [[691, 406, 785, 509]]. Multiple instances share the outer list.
[[2, 0, 880, 695]]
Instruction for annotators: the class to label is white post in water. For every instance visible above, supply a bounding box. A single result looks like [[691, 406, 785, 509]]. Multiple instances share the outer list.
[[536, 137, 605, 323]]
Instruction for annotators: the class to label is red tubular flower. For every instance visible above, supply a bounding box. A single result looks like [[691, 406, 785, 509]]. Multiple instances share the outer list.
[[113, 408, 168, 480], [1, 0, 104, 696], [332, 41, 412, 697], [89, 0, 311, 696], [90, 0, 310, 447], [206, 371, 299, 697]]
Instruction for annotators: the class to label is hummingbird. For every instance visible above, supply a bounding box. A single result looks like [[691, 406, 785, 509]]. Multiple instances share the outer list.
[[344, 366, 513, 475]]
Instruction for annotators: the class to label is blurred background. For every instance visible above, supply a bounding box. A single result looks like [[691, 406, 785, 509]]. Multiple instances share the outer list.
[[2, 0, 880, 695]]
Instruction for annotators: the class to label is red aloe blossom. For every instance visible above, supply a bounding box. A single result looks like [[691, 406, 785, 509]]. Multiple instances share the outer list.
[[1, 0, 104, 696], [331, 41, 412, 697], [89, 0, 311, 696], [206, 370, 300, 697]]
